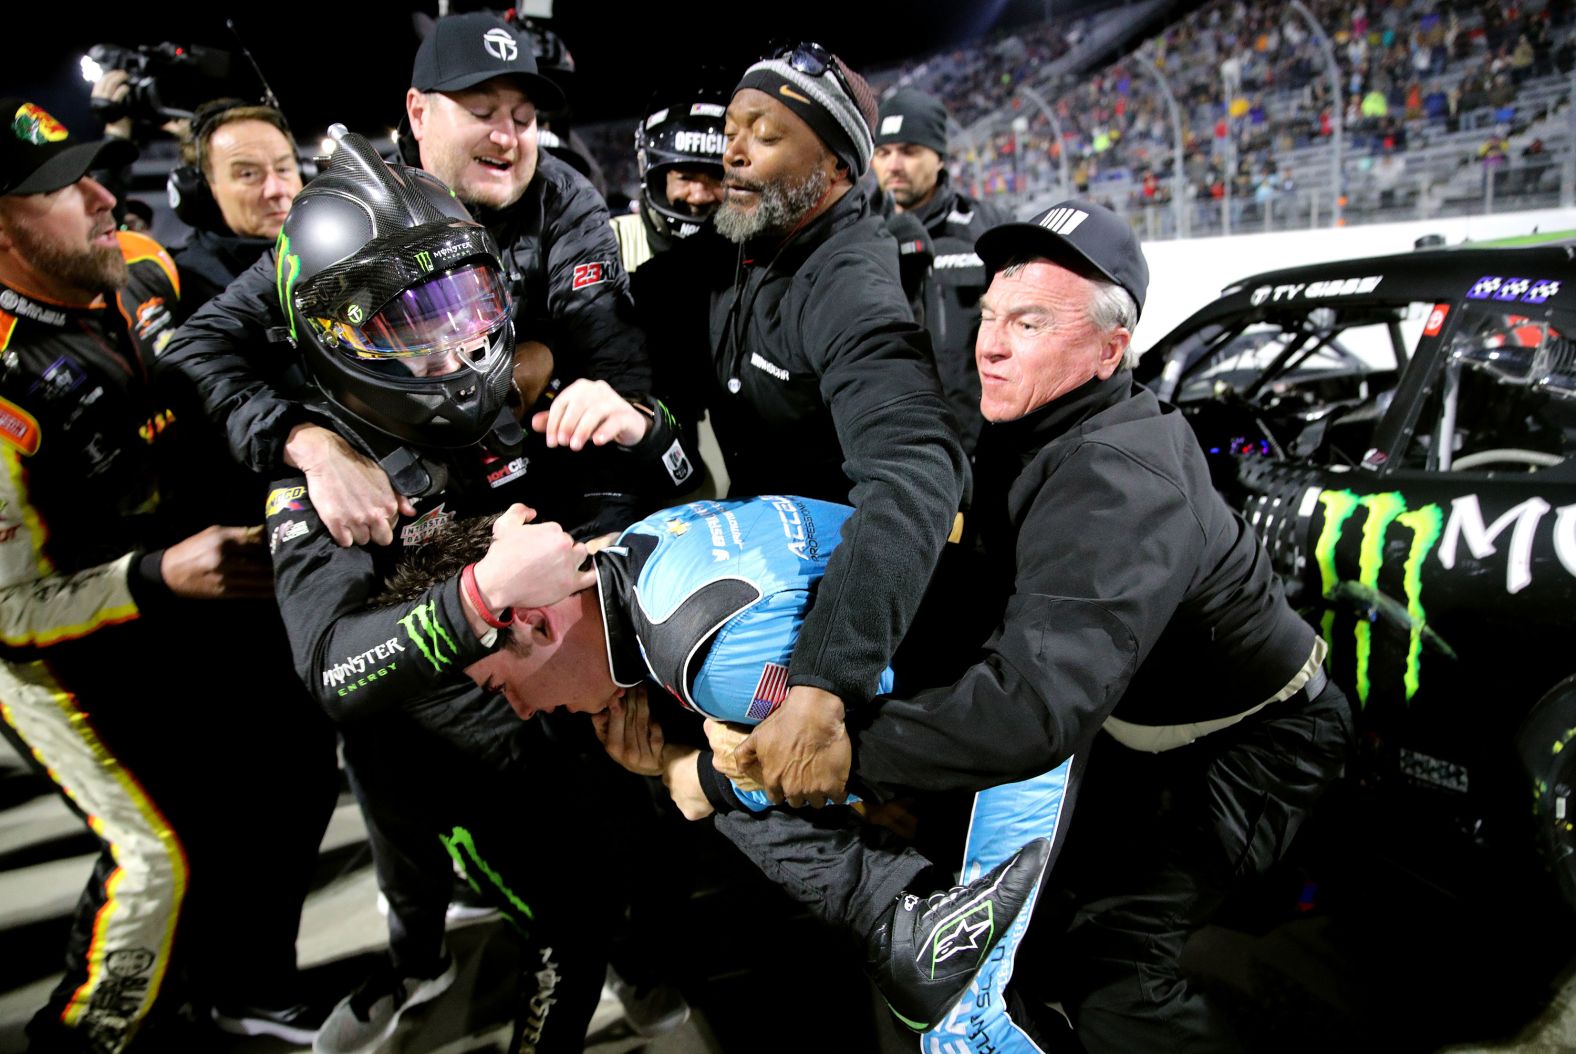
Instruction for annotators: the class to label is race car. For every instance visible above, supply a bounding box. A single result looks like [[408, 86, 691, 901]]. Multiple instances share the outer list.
[[1138, 242, 1576, 910]]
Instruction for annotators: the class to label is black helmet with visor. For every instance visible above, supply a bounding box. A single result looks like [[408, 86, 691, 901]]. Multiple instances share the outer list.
[[278, 125, 517, 460]]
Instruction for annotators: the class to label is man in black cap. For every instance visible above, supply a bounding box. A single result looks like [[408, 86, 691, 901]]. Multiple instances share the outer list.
[[0, 99, 338, 1051], [692, 200, 1354, 1049], [164, 10, 652, 549], [158, 13, 677, 1049], [873, 88, 1008, 456], [634, 42, 966, 819]]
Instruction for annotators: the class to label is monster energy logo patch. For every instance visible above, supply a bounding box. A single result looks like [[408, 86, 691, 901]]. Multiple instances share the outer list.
[[440, 826, 534, 926], [416, 250, 433, 272], [399, 600, 458, 672]]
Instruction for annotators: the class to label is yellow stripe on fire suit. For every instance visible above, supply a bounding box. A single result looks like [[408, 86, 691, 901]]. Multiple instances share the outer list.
[[0, 662, 186, 1047]]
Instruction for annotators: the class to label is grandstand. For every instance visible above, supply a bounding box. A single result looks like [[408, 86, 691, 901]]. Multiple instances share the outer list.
[[590, 0, 1576, 237]]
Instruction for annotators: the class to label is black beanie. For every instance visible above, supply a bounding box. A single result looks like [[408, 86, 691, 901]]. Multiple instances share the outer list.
[[875, 89, 949, 156]]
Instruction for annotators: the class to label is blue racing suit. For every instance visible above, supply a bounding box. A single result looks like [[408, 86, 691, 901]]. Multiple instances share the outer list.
[[593, 496, 1063, 1051]]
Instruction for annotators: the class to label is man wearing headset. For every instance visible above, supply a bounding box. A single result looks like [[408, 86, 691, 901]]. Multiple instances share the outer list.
[[167, 98, 302, 315]]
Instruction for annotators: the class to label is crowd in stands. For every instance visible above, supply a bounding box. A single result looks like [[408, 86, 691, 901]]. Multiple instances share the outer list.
[[585, 0, 1576, 233], [951, 0, 1576, 229]]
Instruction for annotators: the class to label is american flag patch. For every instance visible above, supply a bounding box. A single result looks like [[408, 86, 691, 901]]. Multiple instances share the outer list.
[[747, 662, 789, 721]]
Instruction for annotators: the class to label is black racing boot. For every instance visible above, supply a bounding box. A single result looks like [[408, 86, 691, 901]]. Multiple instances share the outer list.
[[867, 837, 1052, 1032]]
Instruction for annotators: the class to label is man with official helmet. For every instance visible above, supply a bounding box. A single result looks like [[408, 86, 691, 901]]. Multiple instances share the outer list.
[[612, 81, 728, 272]]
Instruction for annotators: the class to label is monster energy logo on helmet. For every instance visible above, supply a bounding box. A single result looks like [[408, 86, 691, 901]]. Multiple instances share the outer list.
[[275, 231, 302, 341]]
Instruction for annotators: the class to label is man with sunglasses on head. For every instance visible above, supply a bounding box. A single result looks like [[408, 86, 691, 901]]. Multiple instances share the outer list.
[[634, 41, 966, 823]]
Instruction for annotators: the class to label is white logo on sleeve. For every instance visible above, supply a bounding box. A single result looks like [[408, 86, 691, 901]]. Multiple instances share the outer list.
[[749, 352, 789, 381], [1038, 207, 1089, 235], [483, 28, 518, 61]]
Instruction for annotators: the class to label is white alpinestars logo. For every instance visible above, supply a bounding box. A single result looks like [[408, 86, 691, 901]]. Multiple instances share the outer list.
[[929, 910, 993, 965], [1037, 206, 1089, 235], [483, 28, 518, 61]]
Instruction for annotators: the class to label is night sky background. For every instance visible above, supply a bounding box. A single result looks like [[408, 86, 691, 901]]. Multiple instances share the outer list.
[[12, 0, 1073, 142]]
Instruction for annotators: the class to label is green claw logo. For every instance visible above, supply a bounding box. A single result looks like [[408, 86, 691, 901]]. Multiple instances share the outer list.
[[440, 826, 535, 923], [1314, 489, 1443, 706], [275, 232, 302, 341], [416, 250, 433, 272], [399, 600, 458, 672]]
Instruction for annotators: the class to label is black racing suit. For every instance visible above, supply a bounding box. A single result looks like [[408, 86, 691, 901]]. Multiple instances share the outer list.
[[895, 171, 1009, 457], [262, 392, 693, 1050], [0, 234, 335, 1053], [711, 372, 1355, 1051], [156, 152, 679, 1047], [635, 185, 966, 712]]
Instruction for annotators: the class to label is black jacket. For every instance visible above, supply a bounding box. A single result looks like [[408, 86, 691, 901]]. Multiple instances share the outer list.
[[854, 371, 1323, 793], [161, 227, 278, 527], [903, 171, 1009, 457], [171, 227, 273, 323], [635, 186, 966, 708], [159, 152, 652, 476]]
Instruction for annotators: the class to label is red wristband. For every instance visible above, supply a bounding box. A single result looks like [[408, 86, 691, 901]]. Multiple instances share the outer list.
[[461, 563, 512, 629]]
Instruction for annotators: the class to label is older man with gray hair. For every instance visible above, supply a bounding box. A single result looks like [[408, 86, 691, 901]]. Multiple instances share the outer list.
[[699, 200, 1355, 1048]]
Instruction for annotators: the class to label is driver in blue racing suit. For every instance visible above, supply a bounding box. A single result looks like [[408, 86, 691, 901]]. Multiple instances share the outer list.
[[382, 493, 1055, 1033]]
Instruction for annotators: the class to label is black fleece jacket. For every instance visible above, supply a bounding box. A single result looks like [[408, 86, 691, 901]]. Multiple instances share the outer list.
[[852, 371, 1321, 794], [635, 185, 966, 708]]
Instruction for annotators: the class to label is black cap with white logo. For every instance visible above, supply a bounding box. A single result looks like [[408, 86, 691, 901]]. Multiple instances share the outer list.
[[975, 199, 1149, 317], [410, 12, 566, 112]]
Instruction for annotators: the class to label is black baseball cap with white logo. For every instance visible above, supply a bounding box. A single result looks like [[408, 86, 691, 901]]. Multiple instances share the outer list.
[[410, 12, 566, 112], [1, 98, 136, 197], [975, 199, 1149, 317]]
